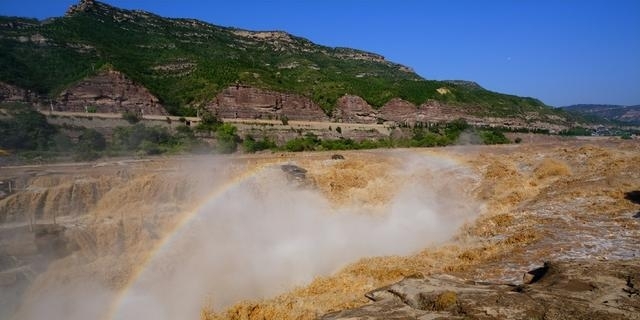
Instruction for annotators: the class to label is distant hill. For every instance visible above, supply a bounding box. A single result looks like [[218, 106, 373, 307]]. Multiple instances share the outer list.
[[1, 0, 564, 122], [561, 104, 640, 125]]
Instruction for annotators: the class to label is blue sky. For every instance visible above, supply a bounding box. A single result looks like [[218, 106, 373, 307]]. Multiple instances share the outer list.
[[1, 0, 639, 107]]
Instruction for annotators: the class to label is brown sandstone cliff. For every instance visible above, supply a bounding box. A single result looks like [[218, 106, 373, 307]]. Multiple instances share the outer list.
[[55, 70, 167, 115], [84, 78, 563, 132], [378, 98, 420, 124], [333, 95, 379, 124], [2, 71, 567, 132], [207, 85, 329, 122]]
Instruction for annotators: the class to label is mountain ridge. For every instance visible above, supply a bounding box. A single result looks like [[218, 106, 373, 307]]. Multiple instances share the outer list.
[[1, 0, 565, 124], [561, 104, 640, 125]]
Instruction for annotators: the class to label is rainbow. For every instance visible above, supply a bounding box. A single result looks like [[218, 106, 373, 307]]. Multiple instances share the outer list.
[[103, 163, 272, 320], [102, 149, 468, 319]]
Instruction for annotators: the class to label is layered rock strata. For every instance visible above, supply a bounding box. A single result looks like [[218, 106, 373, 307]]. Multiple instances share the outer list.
[[55, 70, 166, 115], [207, 85, 329, 122]]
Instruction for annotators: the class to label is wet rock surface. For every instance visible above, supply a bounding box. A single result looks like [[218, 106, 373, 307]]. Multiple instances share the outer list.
[[321, 259, 640, 320], [280, 164, 308, 182]]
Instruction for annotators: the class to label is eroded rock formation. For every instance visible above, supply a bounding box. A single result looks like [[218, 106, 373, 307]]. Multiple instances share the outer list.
[[206, 85, 567, 132], [207, 85, 329, 121], [333, 95, 379, 124], [378, 98, 419, 124], [55, 70, 167, 115]]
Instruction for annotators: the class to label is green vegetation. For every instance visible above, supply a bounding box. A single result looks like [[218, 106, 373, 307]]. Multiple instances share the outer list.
[[284, 133, 322, 152], [243, 135, 277, 153], [276, 120, 510, 153], [479, 129, 510, 144], [112, 124, 172, 154], [0, 103, 56, 150], [74, 128, 106, 160], [0, 1, 564, 119], [195, 109, 222, 133], [122, 111, 141, 124], [0, 103, 240, 162], [0, 103, 517, 163], [215, 123, 240, 154]]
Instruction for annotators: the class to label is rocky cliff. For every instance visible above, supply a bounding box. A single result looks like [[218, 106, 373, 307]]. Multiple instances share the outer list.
[[322, 259, 640, 320], [1, 75, 567, 132], [205, 85, 567, 131], [333, 95, 379, 124], [208, 85, 329, 121], [55, 70, 167, 115], [378, 98, 420, 124]]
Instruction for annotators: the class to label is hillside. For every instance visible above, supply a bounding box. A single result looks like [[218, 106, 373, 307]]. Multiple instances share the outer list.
[[561, 104, 640, 125], [0, 0, 565, 121]]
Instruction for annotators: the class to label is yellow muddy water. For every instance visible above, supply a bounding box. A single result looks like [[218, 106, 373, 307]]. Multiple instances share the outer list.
[[0, 139, 638, 320]]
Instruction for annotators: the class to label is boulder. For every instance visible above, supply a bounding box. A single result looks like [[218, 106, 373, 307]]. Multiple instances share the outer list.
[[280, 164, 307, 182]]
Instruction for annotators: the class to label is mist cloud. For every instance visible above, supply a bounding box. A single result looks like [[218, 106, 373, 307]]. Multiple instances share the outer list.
[[113, 154, 479, 319], [9, 153, 480, 320]]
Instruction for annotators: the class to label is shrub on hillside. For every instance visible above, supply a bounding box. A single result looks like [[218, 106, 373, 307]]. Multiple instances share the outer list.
[[0, 104, 56, 150], [243, 135, 276, 153], [122, 111, 141, 124], [77, 128, 106, 151], [215, 123, 240, 154], [197, 109, 222, 132], [285, 133, 319, 152], [479, 130, 510, 145]]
